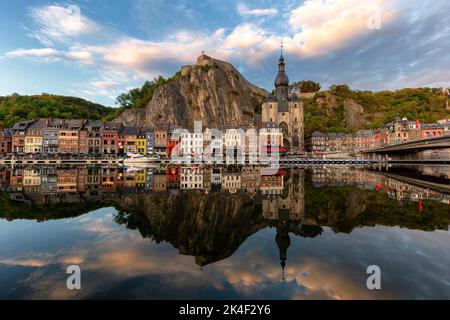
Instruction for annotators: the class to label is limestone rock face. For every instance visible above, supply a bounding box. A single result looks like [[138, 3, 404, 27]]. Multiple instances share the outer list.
[[343, 99, 366, 131], [116, 55, 268, 129]]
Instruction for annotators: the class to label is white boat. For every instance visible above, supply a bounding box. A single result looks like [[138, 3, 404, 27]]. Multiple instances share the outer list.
[[123, 153, 158, 165]]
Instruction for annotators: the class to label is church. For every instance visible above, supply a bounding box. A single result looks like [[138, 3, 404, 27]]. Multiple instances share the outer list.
[[262, 52, 304, 153]]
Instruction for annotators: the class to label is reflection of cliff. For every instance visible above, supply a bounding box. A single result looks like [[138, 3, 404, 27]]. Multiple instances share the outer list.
[[114, 191, 267, 266], [113, 170, 311, 268]]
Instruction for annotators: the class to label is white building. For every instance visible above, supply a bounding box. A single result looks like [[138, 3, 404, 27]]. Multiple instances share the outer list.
[[180, 167, 204, 189]]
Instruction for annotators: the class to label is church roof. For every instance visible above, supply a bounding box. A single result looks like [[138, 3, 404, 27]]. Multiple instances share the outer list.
[[275, 72, 289, 88], [265, 94, 276, 102], [274, 53, 289, 88]]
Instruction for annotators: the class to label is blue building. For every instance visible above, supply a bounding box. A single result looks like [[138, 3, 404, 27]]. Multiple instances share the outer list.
[[146, 128, 154, 155]]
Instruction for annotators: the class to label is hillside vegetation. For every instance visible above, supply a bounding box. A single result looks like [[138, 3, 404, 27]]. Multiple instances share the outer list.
[[0, 94, 115, 128], [303, 85, 449, 135]]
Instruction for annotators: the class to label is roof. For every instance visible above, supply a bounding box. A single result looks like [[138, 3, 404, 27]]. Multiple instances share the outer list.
[[12, 120, 36, 130], [101, 121, 122, 131], [421, 123, 444, 129], [355, 129, 375, 136], [0, 129, 11, 137], [119, 127, 139, 136], [85, 120, 103, 129], [27, 118, 48, 130], [310, 131, 327, 137], [265, 94, 276, 102], [291, 94, 300, 102]]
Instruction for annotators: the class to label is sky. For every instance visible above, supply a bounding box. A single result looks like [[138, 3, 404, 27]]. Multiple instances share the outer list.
[[0, 0, 449, 107]]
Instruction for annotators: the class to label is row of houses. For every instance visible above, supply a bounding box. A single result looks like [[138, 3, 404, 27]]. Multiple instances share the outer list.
[[305, 117, 450, 153], [0, 119, 284, 157], [4, 119, 159, 156]]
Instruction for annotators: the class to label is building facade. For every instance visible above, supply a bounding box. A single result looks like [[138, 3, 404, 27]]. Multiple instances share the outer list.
[[101, 122, 122, 155], [0, 129, 12, 155], [261, 53, 304, 153]]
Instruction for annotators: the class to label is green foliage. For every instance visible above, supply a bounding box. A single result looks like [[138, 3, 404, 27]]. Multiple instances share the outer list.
[[0, 191, 106, 222], [115, 75, 179, 110], [293, 80, 321, 93], [0, 94, 115, 128], [201, 63, 218, 73], [303, 85, 449, 135], [304, 184, 450, 233]]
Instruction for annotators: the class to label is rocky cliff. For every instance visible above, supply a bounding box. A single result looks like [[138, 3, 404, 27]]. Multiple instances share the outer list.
[[303, 87, 449, 135], [116, 55, 268, 129]]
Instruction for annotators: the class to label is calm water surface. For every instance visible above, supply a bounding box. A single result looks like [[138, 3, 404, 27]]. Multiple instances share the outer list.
[[0, 165, 449, 299]]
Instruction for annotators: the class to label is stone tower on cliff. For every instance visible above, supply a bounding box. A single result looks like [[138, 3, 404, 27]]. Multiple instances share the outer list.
[[262, 52, 304, 153]]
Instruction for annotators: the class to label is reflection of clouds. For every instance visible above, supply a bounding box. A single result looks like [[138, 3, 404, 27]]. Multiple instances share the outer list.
[[1, 210, 450, 299], [0, 259, 48, 267]]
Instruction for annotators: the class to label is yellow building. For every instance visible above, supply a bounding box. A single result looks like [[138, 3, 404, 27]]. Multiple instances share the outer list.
[[136, 130, 147, 154], [24, 135, 43, 153], [135, 171, 146, 186], [24, 119, 46, 153]]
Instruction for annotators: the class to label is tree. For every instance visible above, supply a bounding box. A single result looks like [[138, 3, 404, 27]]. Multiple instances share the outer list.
[[330, 84, 351, 95], [115, 76, 172, 109], [294, 80, 321, 93]]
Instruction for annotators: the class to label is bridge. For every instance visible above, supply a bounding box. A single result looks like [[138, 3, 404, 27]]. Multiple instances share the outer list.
[[363, 136, 450, 154], [362, 136, 450, 164]]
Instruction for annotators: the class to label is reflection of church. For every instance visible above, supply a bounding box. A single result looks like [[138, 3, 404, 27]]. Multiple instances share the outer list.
[[262, 50, 304, 153], [262, 170, 322, 279], [263, 170, 304, 280]]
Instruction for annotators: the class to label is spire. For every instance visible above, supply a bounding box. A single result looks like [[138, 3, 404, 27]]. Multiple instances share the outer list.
[[275, 220, 291, 282], [280, 40, 284, 59]]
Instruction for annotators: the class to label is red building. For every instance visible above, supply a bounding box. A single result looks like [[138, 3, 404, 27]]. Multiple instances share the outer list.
[[166, 165, 180, 190], [11, 120, 35, 154], [166, 127, 181, 158], [101, 122, 123, 155], [420, 123, 444, 139], [0, 129, 12, 155]]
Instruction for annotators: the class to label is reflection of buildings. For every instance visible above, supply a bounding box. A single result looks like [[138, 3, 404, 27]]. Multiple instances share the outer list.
[[306, 166, 450, 204], [4, 165, 450, 206], [2, 164, 450, 273]]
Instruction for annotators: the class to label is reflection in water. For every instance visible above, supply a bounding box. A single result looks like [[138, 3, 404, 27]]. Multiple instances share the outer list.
[[0, 165, 449, 299]]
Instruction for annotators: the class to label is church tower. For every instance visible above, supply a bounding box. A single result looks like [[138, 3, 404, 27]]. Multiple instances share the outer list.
[[262, 49, 304, 153]]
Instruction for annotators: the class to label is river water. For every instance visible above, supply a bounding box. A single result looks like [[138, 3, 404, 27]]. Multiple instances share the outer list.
[[0, 165, 449, 299]]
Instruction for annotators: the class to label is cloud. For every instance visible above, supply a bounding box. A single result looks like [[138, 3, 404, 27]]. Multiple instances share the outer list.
[[5, 47, 93, 65], [5, 48, 61, 62], [3, 0, 450, 104], [91, 81, 117, 88], [288, 0, 399, 57], [29, 4, 99, 45], [237, 4, 278, 17]]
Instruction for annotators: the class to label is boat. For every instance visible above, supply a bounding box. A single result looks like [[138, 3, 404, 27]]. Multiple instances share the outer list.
[[123, 153, 158, 166]]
